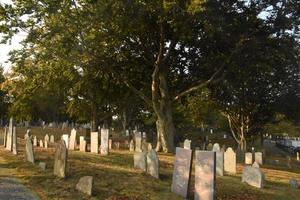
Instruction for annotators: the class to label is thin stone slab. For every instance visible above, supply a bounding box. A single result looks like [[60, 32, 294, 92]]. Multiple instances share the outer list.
[[50, 135, 55, 143], [69, 128, 77, 150], [90, 132, 99, 153], [245, 152, 253, 165], [242, 165, 264, 188], [129, 140, 134, 151], [44, 140, 48, 149], [207, 143, 213, 151], [146, 149, 159, 179], [100, 129, 109, 155], [62, 134, 69, 149], [134, 131, 142, 152], [33, 136, 37, 146], [212, 143, 224, 176], [255, 152, 263, 165], [134, 152, 147, 171], [224, 147, 236, 174], [108, 139, 112, 150], [171, 147, 192, 198], [79, 136, 86, 152], [12, 127, 17, 155], [25, 137, 34, 163], [76, 176, 93, 196], [183, 139, 191, 149], [53, 140, 68, 178], [6, 118, 14, 151], [39, 140, 43, 148], [195, 151, 216, 200]]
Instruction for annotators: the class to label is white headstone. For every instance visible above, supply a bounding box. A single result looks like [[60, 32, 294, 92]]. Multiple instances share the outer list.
[[224, 147, 236, 174], [90, 132, 99, 153], [100, 128, 109, 155], [212, 143, 224, 176], [62, 134, 69, 149], [69, 128, 77, 150], [183, 139, 191, 149]]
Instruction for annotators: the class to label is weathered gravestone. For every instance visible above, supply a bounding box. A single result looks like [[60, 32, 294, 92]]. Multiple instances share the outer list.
[[224, 147, 236, 174], [146, 149, 159, 179], [289, 178, 299, 189], [142, 142, 149, 152], [212, 143, 224, 176], [69, 128, 77, 150], [148, 143, 152, 151], [24, 129, 31, 140], [171, 147, 192, 198], [242, 162, 264, 188], [39, 140, 43, 148], [79, 136, 86, 152], [245, 152, 253, 165], [39, 162, 46, 171], [129, 140, 134, 152], [50, 135, 55, 143], [44, 140, 48, 149], [25, 136, 34, 163], [134, 152, 147, 171], [100, 129, 109, 155], [207, 143, 213, 151], [33, 136, 37, 147], [255, 152, 263, 165], [90, 132, 99, 153], [135, 131, 142, 152], [6, 118, 14, 151], [62, 134, 69, 149], [183, 139, 191, 149], [53, 140, 68, 178], [44, 134, 50, 143], [76, 176, 93, 196], [108, 139, 112, 150], [12, 127, 17, 155], [194, 151, 216, 200]]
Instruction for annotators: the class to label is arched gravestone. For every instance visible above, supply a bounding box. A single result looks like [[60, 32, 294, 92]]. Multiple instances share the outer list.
[[224, 147, 236, 174], [146, 149, 159, 179], [212, 143, 224, 176], [183, 139, 191, 149], [53, 140, 68, 178]]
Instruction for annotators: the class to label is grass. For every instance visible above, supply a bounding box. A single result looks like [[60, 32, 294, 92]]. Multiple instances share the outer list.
[[0, 127, 299, 199]]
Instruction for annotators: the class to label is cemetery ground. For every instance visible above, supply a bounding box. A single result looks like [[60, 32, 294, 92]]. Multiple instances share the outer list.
[[0, 128, 299, 199]]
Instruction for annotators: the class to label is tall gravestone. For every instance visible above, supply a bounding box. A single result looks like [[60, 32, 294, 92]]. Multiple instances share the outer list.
[[44, 134, 50, 143], [79, 136, 86, 152], [62, 134, 69, 149], [108, 139, 112, 150], [146, 149, 159, 179], [183, 139, 191, 149], [53, 140, 68, 178], [224, 147, 236, 174], [212, 143, 224, 176], [33, 136, 37, 146], [90, 132, 99, 153], [129, 140, 134, 152], [39, 140, 44, 148], [171, 147, 192, 198], [6, 118, 14, 151], [50, 135, 55, 143], [195, 151, 216, 200], [135, 131, 142, 152], [12, 127, 17, 155], [26, 136, 34, 163], [100, 128, 109, 155], [69, 128, 77, 150]]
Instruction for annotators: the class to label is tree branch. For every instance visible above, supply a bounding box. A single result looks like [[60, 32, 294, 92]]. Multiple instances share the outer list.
[[124, 80, 152, 108]]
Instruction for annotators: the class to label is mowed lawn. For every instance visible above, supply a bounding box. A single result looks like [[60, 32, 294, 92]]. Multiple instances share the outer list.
[[0, 127, 299, 200]]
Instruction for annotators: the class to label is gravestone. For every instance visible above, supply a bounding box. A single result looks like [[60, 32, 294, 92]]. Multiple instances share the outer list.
[[53, 140, 68, 178], [142, 142, 149, 152], [76, 176, 93, 196], [39, 140, 44, 148], [212, 143, 224, 176], [297, 152, 299, 161], [24, 129, 31, 140], [242, 163, 264, 188], [134, 152, 147, 171], [108, 139, 112, 150], [146, 149, 159, 179], [33, 136, 37, 146], [39, 162, 46, 170], [69, 128, 77, 150], [100, 128, 109, 155], [129, 140, 134, 152], [194, 151, 216, 200], [183, 139, 191, 149], [62, 134, 69, 149], [90, 132, 99, 153], [255, 152, 263, 165], [148, 143, 152, 151], [44, 134, 50, 143], [207, 143, 213, 151], [12, 127, 17, 155], [245, 152, 253, 165], [224, 147, 236, 174], [142, 132, 147, 139], [171, 148, 192, 198], [25, 136, 34, 163], [135, 131, 142, 152], [6, 118, 14, 151], [79, 136, 86, 152], [289, 178, 299, 189], [50, 135, 55, 143], [44, 140, 48, 149]]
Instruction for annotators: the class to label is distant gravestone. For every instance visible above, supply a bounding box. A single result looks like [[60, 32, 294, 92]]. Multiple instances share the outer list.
[[297, 152, 299, 161], [6, 118, 14, 151], [135, 131, 142, 152], [44, 134, 50, 143], [255, 152, 263, 165], [100, 129, 109, 155], [69, 128, 77, 150], [134, 152, 147, 171], [79, 136, 86, 152], [129, 140, 134, 152], [76, 176, 93, 196], [148, 143, 152, 151], [194, 151, 216, 200], [183, 139, 191, 149], [242, 163, 264, 188], [212, 143, 224, 176], [53, 140, 68, 178], [25, 136, 34, 163], [108, 139, 112, 150], [207, 143, 213, 151], [39, 139, 44, 148], [62, 134, 69, 149], [44, 140, 48, 149], [12, 127, 17, 155], [146, 149, 159, 179], [289, 178, 299, 189], [171, 148, 192, 198], [39, 162, 46, 171], [224, 147, 236, 174], [90, 132, 99, 153], [142, 132, 147, 139], [50, 135, 55, 143], [24, 129, 31, 140], [33, 136, 37, 146], [114, 142, 120, 150], [245, 152, 253, 165]]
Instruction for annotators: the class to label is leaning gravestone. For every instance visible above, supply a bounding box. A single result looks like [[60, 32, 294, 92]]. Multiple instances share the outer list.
[[12, 127, 17, 155], [171, 147, 192, 198], [134, 152, 147, 171], [195, 151, 216, 200], [183, 139, 191, 149], [129, 140, 134, 152], [135, 131, 142, 152], [90, 132, 99, 153], [242, 162, 264, 188], [79, 136, 86, 152], [255, 152, 263, 165], [146, 149, 159, 179], [25, 137, 34, 163], [69, 128, 77, 150], [50, 135, 55, 143], [212, 143, 224, 176], [245, 152, 253, 165], [224, 147, 236, 174], [62, 134, 69, 149], [53, 140, 68, 178], [6, 118, 14, 151], [100, 128, 109, 155]]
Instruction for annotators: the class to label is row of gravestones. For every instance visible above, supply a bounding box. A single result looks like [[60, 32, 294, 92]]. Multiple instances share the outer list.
[[172, 141, 265, 199], [3, 118, 18, 155]]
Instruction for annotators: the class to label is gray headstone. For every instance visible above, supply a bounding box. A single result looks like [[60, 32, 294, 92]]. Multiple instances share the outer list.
[[100, 129, 109, 155], [146, 149, 159, 179], [135, 131, 142, 152], [53, 140, 68, 178], [194, 151, 216, 200], [90, 132, 99, 153], [39, 162, 46, 170], [212, 143, 224, 176], [183, 139, 191, 149], [129, 140, 134, 152], [171, 148, 192, 198], [134, 151, 147, 171], [224, 147, 236, 174], [76, 176, 93, 196], [242, 166, 264, 188], [25, 136, 34, 163], [69, 128, 77, 150]]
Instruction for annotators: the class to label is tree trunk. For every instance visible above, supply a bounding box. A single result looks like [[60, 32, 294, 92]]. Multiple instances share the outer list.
[[91, 105, 98, 132]]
